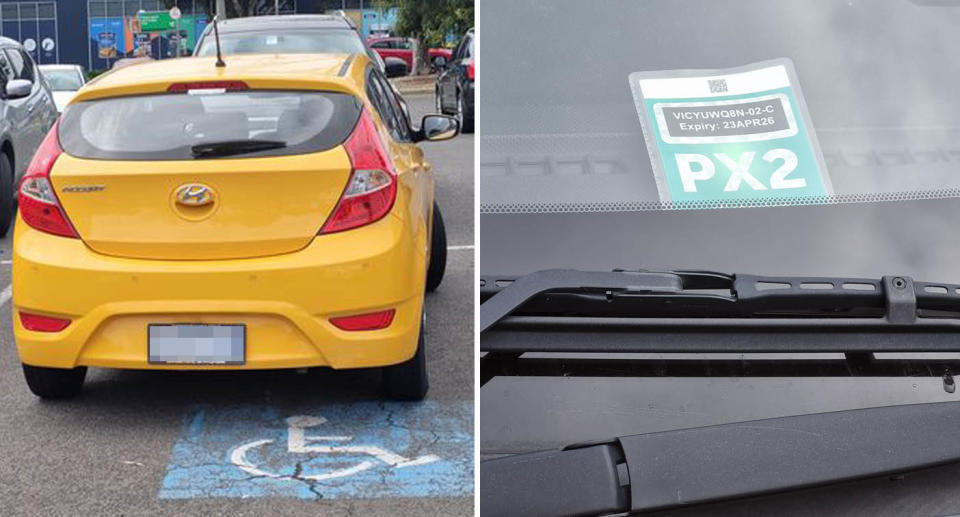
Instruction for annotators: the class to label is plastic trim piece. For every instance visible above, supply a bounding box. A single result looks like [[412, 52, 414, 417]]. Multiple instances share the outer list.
[[480, 402, 960, 517], [481, 316, 960, 353], [481, 444, 628, 517]]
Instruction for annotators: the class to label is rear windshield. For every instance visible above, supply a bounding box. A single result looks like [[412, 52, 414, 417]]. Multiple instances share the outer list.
[[59, 90, 361, 160], [196, 29, 366, 56], [42, 69, 83, 91]]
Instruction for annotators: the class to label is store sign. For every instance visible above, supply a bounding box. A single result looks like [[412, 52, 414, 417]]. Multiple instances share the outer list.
[[139, 11, 176, 32]]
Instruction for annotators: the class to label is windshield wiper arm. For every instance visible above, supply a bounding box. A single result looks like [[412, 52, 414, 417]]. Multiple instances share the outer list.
[[480, 402, 960, 517], [479, 269, 957, 332], [190, 139, 287, 158], [479, 270, 690, 332]]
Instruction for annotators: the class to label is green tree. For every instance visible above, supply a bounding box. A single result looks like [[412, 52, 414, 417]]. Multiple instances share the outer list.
[[226, 0, 260, 17], [388, 0, 473, 75]]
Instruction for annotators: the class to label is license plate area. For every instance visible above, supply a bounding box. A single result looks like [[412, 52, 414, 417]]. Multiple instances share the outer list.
[[148, 324, 246, 365]]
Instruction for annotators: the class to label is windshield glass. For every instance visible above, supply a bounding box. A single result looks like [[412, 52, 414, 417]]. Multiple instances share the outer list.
[[480, 0, 960, 213], [59, 90, 360, 160], [42, 69, 83, 91], [197, 29, 366, 56], [480, 0, 960, 282]]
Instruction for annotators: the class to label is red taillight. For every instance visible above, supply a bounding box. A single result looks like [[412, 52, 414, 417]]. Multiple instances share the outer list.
[[466, 60, 475, 80], [319, 110, 397, 234], [167, 81, 249, 93], [19, 312, 71, 332], [330, 309, 395, 331], [18, 121, 78, 238]]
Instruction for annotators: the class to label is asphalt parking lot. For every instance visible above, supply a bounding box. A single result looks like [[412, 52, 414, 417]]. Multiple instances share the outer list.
[[0, 93, 474, 516]]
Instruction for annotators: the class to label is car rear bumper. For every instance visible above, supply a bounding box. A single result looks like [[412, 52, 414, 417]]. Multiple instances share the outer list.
[[12, 211, 426, 371]]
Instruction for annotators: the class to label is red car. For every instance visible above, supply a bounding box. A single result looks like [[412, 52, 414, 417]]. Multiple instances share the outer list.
[[368, 37, 453, 71]]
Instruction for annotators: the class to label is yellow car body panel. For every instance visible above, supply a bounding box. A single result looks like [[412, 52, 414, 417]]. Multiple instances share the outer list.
[[76, 54, 362, 102], [50, 149, 354, 260], [13, 53, 435, 371]]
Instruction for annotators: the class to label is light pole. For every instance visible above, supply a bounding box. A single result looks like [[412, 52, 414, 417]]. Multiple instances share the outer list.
[[175, 2, 180, 57]]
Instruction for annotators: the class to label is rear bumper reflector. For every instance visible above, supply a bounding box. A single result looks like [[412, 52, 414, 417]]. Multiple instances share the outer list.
[[330, 309, 395, 331], [20, 312, 72, 332]]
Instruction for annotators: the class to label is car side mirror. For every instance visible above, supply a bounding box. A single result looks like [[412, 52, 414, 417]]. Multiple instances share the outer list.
[[384, 58, 409, 78], [5, 79, 31, 99], [417, 114, 459, 142]]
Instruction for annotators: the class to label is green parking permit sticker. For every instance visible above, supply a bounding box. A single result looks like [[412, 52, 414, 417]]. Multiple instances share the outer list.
[[629, 58, 831, 207]]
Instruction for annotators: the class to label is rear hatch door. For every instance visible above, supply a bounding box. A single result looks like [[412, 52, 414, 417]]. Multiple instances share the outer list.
[[52, 87, 361, 260]]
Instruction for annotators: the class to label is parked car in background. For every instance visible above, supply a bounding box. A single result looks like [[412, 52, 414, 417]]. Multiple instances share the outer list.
[[436, 29, 474, 133], [38, 64, 86, 112], [194, 14, 407, 77], [13, 52, 459, 400], [369, 37, 453, 72], [0, 37, 57, 236]]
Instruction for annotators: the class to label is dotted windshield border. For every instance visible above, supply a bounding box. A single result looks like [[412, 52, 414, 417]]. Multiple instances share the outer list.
[[480, 189, 960, 214]]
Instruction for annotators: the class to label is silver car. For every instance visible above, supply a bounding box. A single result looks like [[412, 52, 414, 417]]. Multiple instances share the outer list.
[[37, 64, 86, 113], [0, 37, 57, 236]]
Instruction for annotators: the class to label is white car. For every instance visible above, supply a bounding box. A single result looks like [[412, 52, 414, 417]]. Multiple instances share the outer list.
[[37, 64, 85, 112]]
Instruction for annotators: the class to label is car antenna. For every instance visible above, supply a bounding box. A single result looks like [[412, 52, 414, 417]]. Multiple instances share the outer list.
[[212, 15, 226, 68]]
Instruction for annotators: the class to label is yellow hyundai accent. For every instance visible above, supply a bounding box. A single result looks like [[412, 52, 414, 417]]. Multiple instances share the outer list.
[[12, 53, 458, 400]]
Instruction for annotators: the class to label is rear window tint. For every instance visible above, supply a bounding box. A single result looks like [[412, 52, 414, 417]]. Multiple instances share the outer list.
[[59, 90, 361, 160]]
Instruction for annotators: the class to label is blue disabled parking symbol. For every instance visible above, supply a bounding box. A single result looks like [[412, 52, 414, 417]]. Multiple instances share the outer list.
[[159, 401, 473, 499]]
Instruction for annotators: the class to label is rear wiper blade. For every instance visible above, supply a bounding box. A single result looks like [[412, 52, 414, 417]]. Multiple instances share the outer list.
[[479, 269, 960, 332], [480, 402, 960, 517], [190, 139, 287, 158]]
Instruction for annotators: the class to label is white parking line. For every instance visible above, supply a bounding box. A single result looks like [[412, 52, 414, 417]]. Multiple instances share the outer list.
[[0, 284, 10, 307], [0, 260, 10, 265]]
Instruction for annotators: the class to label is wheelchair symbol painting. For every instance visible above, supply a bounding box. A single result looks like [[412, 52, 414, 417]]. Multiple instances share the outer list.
[[231, 415, 440, 481], [159, 401, 473, 499]]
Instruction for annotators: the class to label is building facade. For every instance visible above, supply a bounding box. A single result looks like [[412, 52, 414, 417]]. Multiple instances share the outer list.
[[0, 0, 398, 71]]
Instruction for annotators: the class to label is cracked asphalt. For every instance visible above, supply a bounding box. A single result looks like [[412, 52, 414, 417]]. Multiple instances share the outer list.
[[0, 93, 475, 516]]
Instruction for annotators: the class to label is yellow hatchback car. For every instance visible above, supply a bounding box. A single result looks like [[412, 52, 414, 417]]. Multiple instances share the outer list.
[[12, 53, 458, 400]]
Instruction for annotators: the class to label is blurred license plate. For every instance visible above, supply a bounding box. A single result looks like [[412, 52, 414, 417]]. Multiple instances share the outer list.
[[148, 324, 245, 365]]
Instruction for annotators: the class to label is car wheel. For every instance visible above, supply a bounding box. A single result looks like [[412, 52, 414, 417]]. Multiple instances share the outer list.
[[22, 364, 87, 399], [381, 316, 428, 401], [0, 152, 15, 237], [457, 91, 474, 134], [426, 202, 447, 292]]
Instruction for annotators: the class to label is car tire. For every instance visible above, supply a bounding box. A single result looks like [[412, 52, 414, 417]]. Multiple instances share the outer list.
[[426, 202, 447, 292], [381, 317, 428, 401], [457, 91, 474, 134], [0, 152, 15, 238], [22, 363, 87, 399]]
